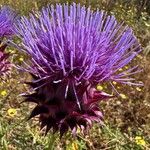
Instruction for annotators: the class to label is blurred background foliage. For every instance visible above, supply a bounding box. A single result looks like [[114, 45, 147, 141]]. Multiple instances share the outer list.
[[0, 0, 150, 149]]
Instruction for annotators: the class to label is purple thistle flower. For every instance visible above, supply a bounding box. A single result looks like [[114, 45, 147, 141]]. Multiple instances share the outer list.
[[15, 3, 142, 136], [0, 6, 16, 76], [0, 6, 16, 37]]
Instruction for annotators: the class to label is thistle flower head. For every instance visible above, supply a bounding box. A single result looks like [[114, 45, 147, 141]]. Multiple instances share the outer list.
[[0, 6, 16, 37], [15, 3, 142, 136], [0, 6, 16, 76]]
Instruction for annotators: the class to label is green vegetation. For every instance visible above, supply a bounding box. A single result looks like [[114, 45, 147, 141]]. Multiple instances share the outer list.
[[0, 0, 150, 149]]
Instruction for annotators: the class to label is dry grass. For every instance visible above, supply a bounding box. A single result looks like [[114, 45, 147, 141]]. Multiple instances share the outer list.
[[0, 0, 150, 149]]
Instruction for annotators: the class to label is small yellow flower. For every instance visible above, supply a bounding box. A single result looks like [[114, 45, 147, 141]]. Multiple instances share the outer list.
[[137, 55, 142, 59], [112, 81, 117, 85], [72, 142, 78, 150], [135, 136, 146, 146], [1, 90, 7, 96], [119, 68, 123, 71], [19, 57, 24, 61], [120, 93, 127, 99], [127, 127, 131, 132], [136, 87, 142, 92], [7, 108, 17, 117], [125, 66, 129, 69], [97, 85, 103, 91], [8, 49, 16, 54], [117, 86, 120, 89]]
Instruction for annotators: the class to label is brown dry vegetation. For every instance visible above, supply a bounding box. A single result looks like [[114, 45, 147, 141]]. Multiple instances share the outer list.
[[0, 0, 150, 149]]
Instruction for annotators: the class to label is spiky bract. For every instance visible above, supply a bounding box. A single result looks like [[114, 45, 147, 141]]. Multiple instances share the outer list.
[[0, 47, 10, 76], [15, 3, 142, 136]]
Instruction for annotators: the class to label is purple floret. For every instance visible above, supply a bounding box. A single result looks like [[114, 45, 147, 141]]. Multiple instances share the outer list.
[[16, 3, 142, 86], [0, 6, 16, 37], [15, 3, 142, 136]]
